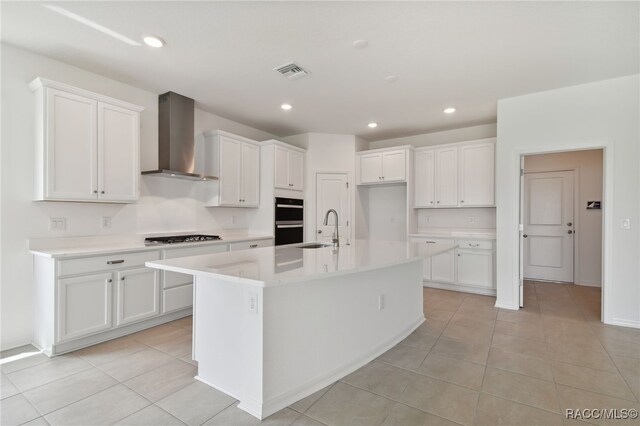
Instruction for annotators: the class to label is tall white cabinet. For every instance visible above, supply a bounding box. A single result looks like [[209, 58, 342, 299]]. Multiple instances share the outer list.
[[202, 130, 261, 207], [274, 145, 304, 191], [356, 147, 410, 185], [30, 78, 143, 203]]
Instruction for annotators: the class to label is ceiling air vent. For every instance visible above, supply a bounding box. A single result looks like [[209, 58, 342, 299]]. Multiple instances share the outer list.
[[273, 62, 310, 80]]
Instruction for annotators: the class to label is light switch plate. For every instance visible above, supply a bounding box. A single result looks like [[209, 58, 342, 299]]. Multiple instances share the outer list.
[[101, 217, 111, 229], [49, 217, 66, 231], [621, 218, 631, 230]]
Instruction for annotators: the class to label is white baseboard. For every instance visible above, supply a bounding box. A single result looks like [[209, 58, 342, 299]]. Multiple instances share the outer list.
[[574, 281, 601, 288], [606, 318, 640, 329], [494, 301, 519, 310], [423, 281, 496, 296]]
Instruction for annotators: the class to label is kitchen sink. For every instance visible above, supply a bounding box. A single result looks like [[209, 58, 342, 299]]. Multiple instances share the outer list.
[[300, 243, 333, 249]]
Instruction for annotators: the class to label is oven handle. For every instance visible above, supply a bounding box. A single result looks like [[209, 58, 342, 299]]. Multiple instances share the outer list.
[[276, 224, 304, 229], [276, 204, 304, 209]]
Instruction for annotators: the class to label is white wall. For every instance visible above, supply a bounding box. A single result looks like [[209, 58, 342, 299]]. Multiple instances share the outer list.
[[0, 44, 277, 349], [496, 75, 639, 328], [368, 123, 496, 150], [524, 150, 603, 287], [416, 208, 496, 230], [365, 185, 408, 241]]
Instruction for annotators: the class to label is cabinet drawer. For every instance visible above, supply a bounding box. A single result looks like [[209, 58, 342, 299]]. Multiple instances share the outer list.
[[163, 284, 193, 313], [410, 237, 454, 245], [58, 251, 160, 277], [228, 239, 273, 251], [162, 244, 228, 289], [456, 239, 493, 250]]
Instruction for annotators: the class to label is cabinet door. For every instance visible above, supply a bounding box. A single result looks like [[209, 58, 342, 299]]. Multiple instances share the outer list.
[[241, 143, 260, 206], [435, 147, 458, 207], [431, 249, 455, 283], [219, 137, 242, 205], [45, 88, 98, 201], [459, 142, 494, 206], [274, 147, 290, 189], [115, 268, 160, 326], [359, 153, 383, 184], [413, 240, 433, 280], [289, 150, 304, 190], [415, 150, 435, 207], [98, 102, 139, 202], [456, 249, 494, 288], [57, 272, 113, 342], [382, 150, 406, 182]]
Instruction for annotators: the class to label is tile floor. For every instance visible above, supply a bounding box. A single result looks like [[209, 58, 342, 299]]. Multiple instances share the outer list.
[[1, 281, 639, 425]]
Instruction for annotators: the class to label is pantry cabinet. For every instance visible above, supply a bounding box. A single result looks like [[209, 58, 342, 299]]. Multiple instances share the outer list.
[[414, 139, 495, 208], [274, 146, 304, 191], [30, 78, 143, 203], [202, 130, 261, 207], [356, 147, 410, 185]]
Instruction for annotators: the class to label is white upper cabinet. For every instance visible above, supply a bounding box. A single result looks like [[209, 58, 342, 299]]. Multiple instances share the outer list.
[[274, 145, 305, 191], [459, 142, 495, 206], [356, 147, 410, 185], [435, 147, 458, 207], [414, 150, 435, 207], [30, 78, 143, 203], [414, 139, 495, 208], [202, 130, 261, 207]]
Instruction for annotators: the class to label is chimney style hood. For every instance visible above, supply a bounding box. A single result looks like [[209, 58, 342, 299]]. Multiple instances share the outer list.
[[142, 91, 217, 181]]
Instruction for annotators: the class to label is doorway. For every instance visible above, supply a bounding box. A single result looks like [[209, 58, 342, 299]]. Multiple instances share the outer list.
[[518, 149, 604, 319], [316, 173, 350, 244]]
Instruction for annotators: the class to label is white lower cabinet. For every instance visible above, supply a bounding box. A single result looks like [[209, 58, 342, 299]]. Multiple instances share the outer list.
[[456, 249, 493, 288], [431, 249, 456, 283], [57, 272, 113, 342], [116, 268, 160, 326], [163, 284, 194, 314]]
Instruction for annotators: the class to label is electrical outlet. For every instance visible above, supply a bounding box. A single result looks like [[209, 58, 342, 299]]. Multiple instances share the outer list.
[[49, 217, 66, 231], [424, 216, 430, 224], [248, 292, 258, 314], [621, 218, 631, 230], [378, 294, 385, 311], [101, 217, 111, 229], [231, 215, 237, 225], [468, 216, 476, 224]]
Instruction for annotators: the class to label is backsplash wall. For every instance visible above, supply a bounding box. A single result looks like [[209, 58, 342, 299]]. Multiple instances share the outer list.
[[416, 207, 496, 229]]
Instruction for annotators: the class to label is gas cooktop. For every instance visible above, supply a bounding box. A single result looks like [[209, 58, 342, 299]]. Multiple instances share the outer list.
[[144, 234, 222, 245]]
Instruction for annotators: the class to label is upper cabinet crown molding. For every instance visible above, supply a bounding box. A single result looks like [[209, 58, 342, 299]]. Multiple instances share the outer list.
[[261, 139, 307, 153], [31, 77, 143, 203], [356, 146, 413, 185]]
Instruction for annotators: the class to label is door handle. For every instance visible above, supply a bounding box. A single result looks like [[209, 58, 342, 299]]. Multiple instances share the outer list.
[[568, 230, 573, 234], [523, 234, 528, 238], [567, 222, 572, 226]]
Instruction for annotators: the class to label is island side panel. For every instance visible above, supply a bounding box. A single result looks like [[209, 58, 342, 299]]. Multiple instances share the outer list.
[[261, 259, 424, 416], [193, 276, 264, 407]]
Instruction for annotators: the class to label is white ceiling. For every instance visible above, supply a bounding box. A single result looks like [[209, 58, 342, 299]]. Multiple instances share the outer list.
[[2, 1, 638, 140]]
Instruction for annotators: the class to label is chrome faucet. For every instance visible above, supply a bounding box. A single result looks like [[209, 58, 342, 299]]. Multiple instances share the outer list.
[[323, 209, 340, 247]]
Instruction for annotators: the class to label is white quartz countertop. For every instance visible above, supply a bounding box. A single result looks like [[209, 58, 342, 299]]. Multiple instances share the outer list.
[[29, 233, 274, 258], [146, 239, 457, 287], [409, 228, 496, 240]]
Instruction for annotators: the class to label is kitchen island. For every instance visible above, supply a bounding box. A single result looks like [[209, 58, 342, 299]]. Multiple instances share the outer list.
[[146, 239, 456, 419]]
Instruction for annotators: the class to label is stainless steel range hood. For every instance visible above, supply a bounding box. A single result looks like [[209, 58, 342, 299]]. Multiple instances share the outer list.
[[142, 91, 217, 181]]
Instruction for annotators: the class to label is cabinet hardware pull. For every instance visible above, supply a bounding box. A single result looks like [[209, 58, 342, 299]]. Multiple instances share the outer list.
[[437, 201, 440, 204], [250, 244, 258, 248], [107, 260, 124, 264], [567, 222, 572, 226], [426, 241, 436, 244], [101, 191, 105, 194], [108, 279, 113, 283], [460, 200, 464, 203], [568, 230, 573, 234], [523, 234, 528, 238], [121, 277, 125, 280], [469, 243, 480, 247], [458, 253, 461, 256], [93, 190, 98, 194]]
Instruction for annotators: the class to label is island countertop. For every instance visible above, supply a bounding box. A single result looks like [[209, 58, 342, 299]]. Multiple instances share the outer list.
[[145, 239, 457, 287]]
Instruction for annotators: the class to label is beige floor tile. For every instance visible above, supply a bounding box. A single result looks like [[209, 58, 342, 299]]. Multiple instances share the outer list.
[[461, 294, 497, 308], [115, 405, 186, 425], [22, 417, 51, 425], [590, 324, 640, 344], [44, 384, 150, 426], [455, 304, 498, 320], [124, 359, 196, 402], [494, 319, 545, 342], [397, 374, 479, 426], [129, 324, 189, 346], [74, 337, 147, 366], [170, 316, 193, 330], [423, 308, 455, 323], [7, 355, 92, 392], [423, 298, 463, 312], [180, 354, 197, 366], [475, 393, 563, 425], [205, 405, 300, 425], [441, 323, 493, 345], [381, 402, 459, 426], [1, 372, 20, 400], [23, 368, 117, 414], [551, 361, 636, 401], [98, 347, 174, 382], [305, 382, 395, 426], [557, 385, 640, 425], [0, 394, 41, 425], [150, 332, 193, 359], [417, 353, 485, 390], [377, 344, 430, 371], [487, 347, 554, 381], [482, 367, 560, 413], [341, 362, 415, 400], [289, 385, 333, 413], [292, 415, 327, 426], [399, 331, 438, 351], [449, 312, 495, 331], [413, 319, 448, 337], [431, 337, 490, 365], [610, 355, 640, 401], [156, 381, 235, 425], [547, 341, 617, 373], [497, 309, 542, 324], [598, 336, 640, 360], [491, 332, 548, 360]]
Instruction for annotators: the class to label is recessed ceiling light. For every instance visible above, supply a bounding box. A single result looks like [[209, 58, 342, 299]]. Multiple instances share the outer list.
[[352, 39, 369, 50], [443, 107, 456, 114], [384, 75, 398, 83], [143, 35, 165, 48], [281, 103, 292, 110], [368, 122, 378, 128]]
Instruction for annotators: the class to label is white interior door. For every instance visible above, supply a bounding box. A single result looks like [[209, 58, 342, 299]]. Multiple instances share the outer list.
[[523, 171, 574, 282], [316, 173, 350, 244]]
